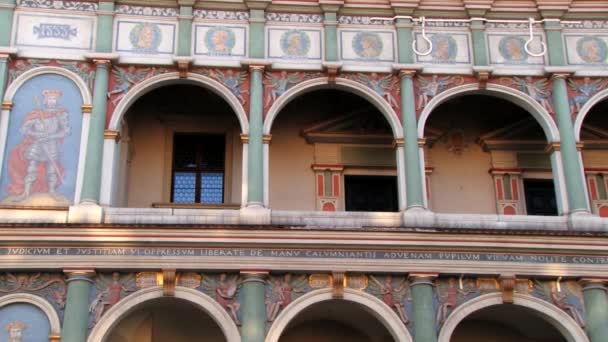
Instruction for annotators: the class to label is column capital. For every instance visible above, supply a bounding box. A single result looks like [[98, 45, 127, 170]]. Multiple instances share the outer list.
[[0, 47, 18, 59], [241, 59, 271, 71], [64, 269, 96, 282], [104, 130, 121, 142], [392, 64, 423, 77], [580, 278, 608, 291], [545, 66, 577, 80], [84, 52, 119, 63], [240, 270, 269, 283], [409, 273, 438, 286]]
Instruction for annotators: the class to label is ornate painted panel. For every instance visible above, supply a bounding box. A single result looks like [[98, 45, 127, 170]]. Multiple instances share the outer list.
[[487, 33, 546, 67], [339, 29, 396, 63], [88, 272, 137, 328], [114, 19, 177, 56], [12, 11, 95, 51], [266, 27, 323, 63], [0, 74, 84, 206], [413, 31, 472, 66], [0, 304, 51, 341], [193, 24, 248, 60], [0, 273, 67, 319], [564, 34, 608, 65]]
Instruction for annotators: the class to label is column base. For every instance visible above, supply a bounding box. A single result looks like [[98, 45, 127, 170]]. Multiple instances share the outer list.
[[569, 212, 608, 231], [402, 207, 434, 227], [240, 205, 271, 225], [68, 203, 104, 224]]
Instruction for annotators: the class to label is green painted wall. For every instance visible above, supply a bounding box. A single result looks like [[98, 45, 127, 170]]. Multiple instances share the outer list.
[[396, 18, 414, 64]]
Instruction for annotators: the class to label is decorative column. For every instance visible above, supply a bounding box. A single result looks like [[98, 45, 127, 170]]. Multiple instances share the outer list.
[[398, 69, 426, 210], [580, 279, 608, 342], [0, 0, 16, 48], [61, 270, 95, 342], [320, 1, 342, 62], [0, 53, 10, 101], [550, 73, 589, 214], [95, 1, 115, 53], [470, 19, 488, 66], [177, 0, 194, 57], [247, 65, 265, 207], [240, 271, 268, 342], [246, 0, 270, 59], [410, 274, 438, 342]]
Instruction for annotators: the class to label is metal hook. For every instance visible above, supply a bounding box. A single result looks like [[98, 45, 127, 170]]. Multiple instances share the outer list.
[[524, 17, 547, 57], [412, 17, 433, 56]]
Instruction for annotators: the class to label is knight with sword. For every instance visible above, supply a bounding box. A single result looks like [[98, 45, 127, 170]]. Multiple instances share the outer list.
[[4, 89, 70, 203]]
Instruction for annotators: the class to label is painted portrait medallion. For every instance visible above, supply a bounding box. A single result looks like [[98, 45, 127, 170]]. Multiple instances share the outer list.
[[0, 304, 51, 342], [280, 30, 310, 58], [430, 34, 457, 62], [499, 36, 528, 62], [577, 36, 607, 63], [0, 74, 83, 206], [352, 32, 383, 59], [205, 27, 236, 56], [129, 22, 162, 53]]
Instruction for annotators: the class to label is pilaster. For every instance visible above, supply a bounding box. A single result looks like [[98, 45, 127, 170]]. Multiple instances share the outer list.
[[246, 0, 270, 59], [409, 274, 438, 342], [548, 71, 590, 215], [395, 66, 425, 210], [240, 271, 268, 342], [0, 0, 16, 47], [470, 19, 488, 66], [95, 0, 116, 53], [177, 0, 195, 57], [61, 269, 95, 342], [544, 20, 566, 67], [580, 279, 608, 342], [0, 53, 11, 103], [321, 1, 343, 62]]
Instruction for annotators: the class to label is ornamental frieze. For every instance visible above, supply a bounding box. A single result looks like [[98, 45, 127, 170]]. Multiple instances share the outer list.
[[115, 5, 178, 17], [344, 72, 401, 111], [265, 13, 323, 24], [0, 272, 67, 318], [263, 71, 320, 112], [192, 68, 250, 108], [8, 59, 95, 91], [567, 77, 607, 117], [495, 76, 555, 114], [193, 10, 249, 21], [415, 75, 468, 114], [17, 0, 97, 11], [88, 272, 137, 328]]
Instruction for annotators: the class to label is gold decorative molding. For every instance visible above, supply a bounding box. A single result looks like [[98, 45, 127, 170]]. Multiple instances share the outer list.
[[49, 334, 61, 342], [249, 65, 266, 72], [545, 142, 561, 153], [345, 274, 368, 290], [1, 101, 13, 111], [332, 271, 345, 299], [309, 274, 332, 289], [263, 134, 272, 144], [81, 104, 92, 114], [550, 73, 570, 81], [418, 138, 426, 147], [240, 133, 249, 144], [393, 138, 404, 148], [163, 269, 176, 297], [63, 269, 96, 281], [104, 130, 121, 142], [398, 70, 417, 78], [576, 142, 584, 151], [499, 274, 516, 304]]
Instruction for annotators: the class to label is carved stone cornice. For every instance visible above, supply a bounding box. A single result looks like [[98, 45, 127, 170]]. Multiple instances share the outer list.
[[320, 0, 344, 13]]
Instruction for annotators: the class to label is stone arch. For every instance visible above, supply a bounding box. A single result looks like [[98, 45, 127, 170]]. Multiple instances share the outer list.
[[87, 286, 241, 342], [265, 288, 413, 342], [263, 77, 403, 139], [107, 72, 249, 134], [417, 83, 560, 142], [0, 293, 62, 336], [438, 292, 589, 342], [3, 66, 92, 104], [573, 87, 608, 142]]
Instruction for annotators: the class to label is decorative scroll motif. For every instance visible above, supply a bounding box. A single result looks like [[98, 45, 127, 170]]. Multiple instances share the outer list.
[[486, 23, 541, 30], [263, 71, 320, 110], [265, 273, 310, 322], [562, 21, 608, 29], [17, 0, 97, 11], [266, 12, 323, 24], [33, 23, 78, 40], [56, 61, 95, 90], [115, 5, 178, 17], [108, 66, 168, 107], [193, 10, 249, 21], [425, 21, 470, 28], [415, 75, 465, 111], [0, 273, 67, 317], [89, 272, 137, 327], [434, 277, 483, 328], [197, 273, 242, 325], [8, 59, 51, 84], [338, 16, 393, 26], [499, 77, 554, 113], [532, 280, 586, 328], [345, 72, 400, 109], [568, 77, 607, 114], [366, 275, 412, 325], [193, 68, 249, 105]]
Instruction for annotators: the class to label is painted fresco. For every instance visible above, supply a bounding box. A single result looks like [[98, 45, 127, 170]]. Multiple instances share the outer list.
[[13, 12, 94, 51], [366, 275, 412, 326], [344, 72, 400, 110], [115, 20, 176, 55], [532, 280, 586, 328], [0, 273, 67, 320], [497, 76, 554, 113], [564, 34, 608, 65], [265, 273, 310, 322], [433, 277, 483, 330], [0, 74, 83, 206], [194, 24, 247, 58], [414, 32, 471, 65], [266, 27, 322, 61], [340, 30, 396, 62], [263, 71, 320, 111], [200, 273, 242, 325], [487, 33, 546, 65], [89, 272, 137, 327], [567, 77, 607, 115], [0, 304, 51, 342]]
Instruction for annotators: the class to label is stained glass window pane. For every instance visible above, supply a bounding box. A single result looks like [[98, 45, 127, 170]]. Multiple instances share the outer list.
[[173, 172, 196, 203], [201, 172, 223, 204]]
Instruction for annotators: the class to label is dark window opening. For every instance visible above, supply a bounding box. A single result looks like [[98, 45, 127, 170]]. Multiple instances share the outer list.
[[524, 179, 558, 216], [171, 134, 225, 204], [345, 175, 398, 212]]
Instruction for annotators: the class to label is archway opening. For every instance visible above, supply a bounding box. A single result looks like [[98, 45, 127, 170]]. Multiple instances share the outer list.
[[279, 299, 394, 342], [105, 297, 226, 342], [269, 89, 398, 212], [578, 98, 608, 216], [424, 94, 557, 215], [116, 84, 243, 207], [450, 304, 566, 342]]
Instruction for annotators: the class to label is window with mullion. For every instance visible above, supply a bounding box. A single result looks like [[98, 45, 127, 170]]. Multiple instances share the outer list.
[[171, 134, 225, 204]]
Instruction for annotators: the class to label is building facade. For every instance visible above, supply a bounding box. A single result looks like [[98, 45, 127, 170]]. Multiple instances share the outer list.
[[0, 0, 608, 341]]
